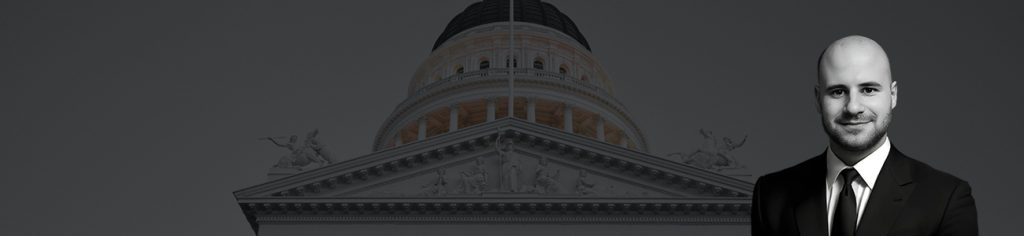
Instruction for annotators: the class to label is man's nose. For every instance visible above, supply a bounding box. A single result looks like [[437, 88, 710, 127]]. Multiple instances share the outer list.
[[844, 93, 866, 115]]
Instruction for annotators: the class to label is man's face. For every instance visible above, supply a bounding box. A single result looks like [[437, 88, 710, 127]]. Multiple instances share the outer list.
[[817, 44, 897, 152]]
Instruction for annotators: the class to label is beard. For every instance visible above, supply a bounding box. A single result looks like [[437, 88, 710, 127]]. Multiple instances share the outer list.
[[823, 112, 892, 152]]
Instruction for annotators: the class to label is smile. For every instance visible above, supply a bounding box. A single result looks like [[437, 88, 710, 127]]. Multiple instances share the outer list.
[[837, 119, 873, 126]]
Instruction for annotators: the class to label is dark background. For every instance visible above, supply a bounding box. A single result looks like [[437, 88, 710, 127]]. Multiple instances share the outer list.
[[2, 0, 1020, 235]]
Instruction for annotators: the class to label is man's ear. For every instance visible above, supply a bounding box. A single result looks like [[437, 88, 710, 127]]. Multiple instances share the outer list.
[[890, 81, 898, 109], [813, 85, 822, 114]]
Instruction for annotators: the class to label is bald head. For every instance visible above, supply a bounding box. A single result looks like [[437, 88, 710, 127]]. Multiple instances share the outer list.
[[818, 35, 892, 85], [814, 35, 898, 163]]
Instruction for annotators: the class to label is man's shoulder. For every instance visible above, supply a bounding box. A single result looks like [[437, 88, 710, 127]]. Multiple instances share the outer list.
[[895, 151, 970, 187], [758, 153, 826, 184], [753, 153, 826, 201]]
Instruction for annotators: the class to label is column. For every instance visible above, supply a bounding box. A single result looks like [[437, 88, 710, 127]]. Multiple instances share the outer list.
[[563, 103, 573, 133], [527, 97, 536, 122], [417, 117, 427, 141], [618, 133, 628, 148], [596, 116, 605, 141], [486, 98, 496, 122], [449, 104, 459, 132], [395, 135, 403, 146]]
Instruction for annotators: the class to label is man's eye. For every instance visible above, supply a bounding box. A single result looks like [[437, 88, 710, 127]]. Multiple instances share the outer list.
[[862, 88, 879, 94], [829, 90, 846, 97]]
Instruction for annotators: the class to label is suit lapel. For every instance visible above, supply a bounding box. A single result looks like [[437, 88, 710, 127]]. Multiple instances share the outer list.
[[795, 154, 828, 236], [855, 148, 916, 236]]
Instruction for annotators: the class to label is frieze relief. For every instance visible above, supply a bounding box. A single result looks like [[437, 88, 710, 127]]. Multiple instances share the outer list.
[[345, 139, 677, 198]]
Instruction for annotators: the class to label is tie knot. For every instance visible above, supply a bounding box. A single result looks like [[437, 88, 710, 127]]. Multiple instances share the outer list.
[[839, 168, 861, 185]]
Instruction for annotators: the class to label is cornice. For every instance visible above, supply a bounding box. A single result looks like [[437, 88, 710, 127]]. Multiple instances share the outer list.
[[236, 119, 750, 200], [240, 198, 751, 225]]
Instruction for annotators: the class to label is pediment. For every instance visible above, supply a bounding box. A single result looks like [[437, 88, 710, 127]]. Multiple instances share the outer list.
[[326, 148, 693, 198], [234, 119, 753, 200]]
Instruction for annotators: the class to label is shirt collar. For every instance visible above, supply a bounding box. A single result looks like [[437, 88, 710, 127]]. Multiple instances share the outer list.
[[826, 136, 891, 189]]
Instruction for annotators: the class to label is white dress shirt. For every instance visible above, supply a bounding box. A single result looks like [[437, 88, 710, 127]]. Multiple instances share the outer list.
[[825, 137, 890, 235]]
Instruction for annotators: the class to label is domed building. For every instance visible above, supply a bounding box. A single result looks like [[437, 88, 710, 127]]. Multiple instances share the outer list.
[[376, 0, 644, 153], [234, 1, 752, 235]]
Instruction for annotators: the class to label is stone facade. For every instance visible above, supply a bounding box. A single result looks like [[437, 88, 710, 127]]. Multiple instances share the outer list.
[[236, 1, 753, 235], [237, 120, 752, 235]]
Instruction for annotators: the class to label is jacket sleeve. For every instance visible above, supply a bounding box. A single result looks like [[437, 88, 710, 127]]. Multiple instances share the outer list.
[[938, 180, 978, 236], [751, 176, 766, 236]]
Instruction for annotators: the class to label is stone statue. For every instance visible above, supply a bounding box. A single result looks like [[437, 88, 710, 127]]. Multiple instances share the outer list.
[[263, 129, 332, 171], [667, 129, 747, 171], [532, 157, 561, 194], [459, 157, 488, 194], [264, 135, 304, 168], [304, 129, 332, 164], [496, 135, 521, 192], [575, 169, 596, 196], [422, 168, 449, 196], [717, 136, 746, 165]]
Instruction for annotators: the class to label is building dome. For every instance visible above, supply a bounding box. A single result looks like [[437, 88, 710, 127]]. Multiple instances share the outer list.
[[373, 0, 647, 153], [433, 0, 591, 51]]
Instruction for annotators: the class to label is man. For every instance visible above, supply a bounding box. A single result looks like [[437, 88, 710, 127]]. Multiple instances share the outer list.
[[751, 35, 978, 236]]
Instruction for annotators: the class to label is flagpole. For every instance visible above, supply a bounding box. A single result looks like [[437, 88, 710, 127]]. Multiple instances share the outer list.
[[507, 0, 515, 119]]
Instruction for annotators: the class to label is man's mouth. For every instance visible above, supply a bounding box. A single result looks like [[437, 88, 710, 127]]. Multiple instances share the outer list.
[[837, 118, 873, 125], [836, 120, 872, 133]]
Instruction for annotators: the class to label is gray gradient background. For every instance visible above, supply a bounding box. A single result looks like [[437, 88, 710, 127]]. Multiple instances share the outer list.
[[2, 0, 1021, 235]]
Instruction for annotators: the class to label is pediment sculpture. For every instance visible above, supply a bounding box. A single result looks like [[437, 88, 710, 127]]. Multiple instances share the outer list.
[[497, 134, 522, 192], [261, 129, 332, 171], [238, 121, 755, 201], [667, 128, 746, 171]]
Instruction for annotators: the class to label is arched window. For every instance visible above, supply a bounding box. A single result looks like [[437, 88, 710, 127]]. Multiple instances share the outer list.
[[479, 60, 490, 69], [558, 65, 568, 75], [505, 56, 517, 68], [455, 65, 464, 74], [533, 59, 544, 70]]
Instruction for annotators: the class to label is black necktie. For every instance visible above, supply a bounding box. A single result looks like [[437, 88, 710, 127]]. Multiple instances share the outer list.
[[832, 168, 861, 236]]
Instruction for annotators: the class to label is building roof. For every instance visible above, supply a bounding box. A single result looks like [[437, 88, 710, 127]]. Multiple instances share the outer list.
[[235, 118, 752, 232], [432, 0, 592, 51]]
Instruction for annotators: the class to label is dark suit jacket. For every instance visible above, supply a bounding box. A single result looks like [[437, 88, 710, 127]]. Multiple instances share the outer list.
[[751, 148, 977, 236]]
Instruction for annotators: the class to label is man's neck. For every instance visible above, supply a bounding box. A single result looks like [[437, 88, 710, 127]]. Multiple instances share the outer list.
[[830, 136, 888, 166]]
